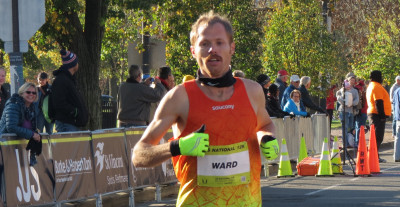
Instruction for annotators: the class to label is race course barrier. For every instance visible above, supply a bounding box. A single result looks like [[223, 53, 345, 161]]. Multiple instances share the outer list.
[[0, 114, 328, 206]]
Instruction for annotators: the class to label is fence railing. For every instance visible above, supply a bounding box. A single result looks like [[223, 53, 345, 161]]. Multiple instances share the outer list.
[[0, 114, 329, 207]]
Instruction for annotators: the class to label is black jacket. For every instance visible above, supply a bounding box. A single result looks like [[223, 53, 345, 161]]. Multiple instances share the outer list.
[[266, 94, 290, 118], [51, 66, 88, 127], [0, 86, 10, 118], [299, 85, 325, 113]]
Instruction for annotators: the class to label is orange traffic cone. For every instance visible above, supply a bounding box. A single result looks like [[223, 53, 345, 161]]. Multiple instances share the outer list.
[[356, 126, 370, 176], [368, 124, 380, 174]]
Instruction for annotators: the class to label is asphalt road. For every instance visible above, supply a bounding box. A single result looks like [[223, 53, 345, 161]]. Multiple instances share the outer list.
[[262, 147, 400, 207], [134, 146, 400, 207]]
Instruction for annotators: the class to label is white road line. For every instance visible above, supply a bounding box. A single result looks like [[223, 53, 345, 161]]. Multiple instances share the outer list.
[[305, 165, 400, 196], [305, 184, 341, 196]]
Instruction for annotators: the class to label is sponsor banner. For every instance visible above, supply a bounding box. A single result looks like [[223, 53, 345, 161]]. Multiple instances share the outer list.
[[125, 128, 156, 187], [0, 133, 54, 206], [155, 130, 176, 183], [50, 132, 96, 201], [91, 129, 129, 194]]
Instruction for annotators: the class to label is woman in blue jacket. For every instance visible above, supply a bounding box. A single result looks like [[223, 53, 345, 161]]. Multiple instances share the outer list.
[[283, 89, 310, 117], [0, 82, 41, 141]]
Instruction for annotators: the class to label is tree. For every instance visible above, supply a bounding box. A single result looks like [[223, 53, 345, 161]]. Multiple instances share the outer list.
[[262, 0, 343, 95], [152, 0, 264, 81], [100, 7, 140, 98], [331, 0, 400, 84], [38, 0, 163, 130]]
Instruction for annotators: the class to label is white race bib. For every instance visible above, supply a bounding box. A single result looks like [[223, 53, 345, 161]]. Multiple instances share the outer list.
[[197, 141, 250, 187]]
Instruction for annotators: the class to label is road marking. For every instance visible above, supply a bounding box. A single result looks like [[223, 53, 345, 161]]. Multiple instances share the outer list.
[[305, 165, 400, 196], [305, 184, 341, 195]]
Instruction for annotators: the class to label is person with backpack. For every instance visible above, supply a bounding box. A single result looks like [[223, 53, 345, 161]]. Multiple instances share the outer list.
[[51, 49, 88, 132], [35, 72, 54, 134]]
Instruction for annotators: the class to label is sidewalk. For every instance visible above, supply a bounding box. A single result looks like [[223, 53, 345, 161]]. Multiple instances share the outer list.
[[331, 121, 395, 151]]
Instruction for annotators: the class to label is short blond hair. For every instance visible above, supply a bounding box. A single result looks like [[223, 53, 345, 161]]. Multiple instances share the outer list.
[[290, 89, 301, 99], [18, 82, 38, 102], [190, 10, 233, 46]]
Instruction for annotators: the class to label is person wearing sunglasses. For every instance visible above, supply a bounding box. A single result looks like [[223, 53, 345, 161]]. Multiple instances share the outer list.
[[0, 82, 41, 142]]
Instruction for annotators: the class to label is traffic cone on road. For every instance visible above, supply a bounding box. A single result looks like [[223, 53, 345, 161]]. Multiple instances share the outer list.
[[298, 137, 308, 164], [316, 137, 333, 177], [330, 136, 343, 174], [356, 125, 370, 176], [277, 138, 295, 178], [368, 125, 380, 174]]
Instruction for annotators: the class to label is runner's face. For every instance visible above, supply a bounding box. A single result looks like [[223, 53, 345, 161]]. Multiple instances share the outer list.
[[191, 23, 235, 78]]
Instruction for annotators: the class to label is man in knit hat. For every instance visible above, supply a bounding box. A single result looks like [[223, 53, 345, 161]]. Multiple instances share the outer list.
[[256, 74, 271, 108], [366, 70, 391, 163], [50, 49, 88, 132]]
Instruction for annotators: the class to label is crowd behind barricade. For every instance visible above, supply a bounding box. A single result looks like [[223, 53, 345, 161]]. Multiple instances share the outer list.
[[0, 11, 400, 207], [0, 56, 399, 166]]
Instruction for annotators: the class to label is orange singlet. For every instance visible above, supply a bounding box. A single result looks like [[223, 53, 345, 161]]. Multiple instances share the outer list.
[[171, 78, 261, 206]]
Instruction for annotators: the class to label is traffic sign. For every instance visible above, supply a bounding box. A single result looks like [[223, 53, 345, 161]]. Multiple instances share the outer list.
[[0, 0, 45, 47]]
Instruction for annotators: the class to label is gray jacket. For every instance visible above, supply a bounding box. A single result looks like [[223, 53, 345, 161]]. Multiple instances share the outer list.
[[336, 87, 359, 114], [390, 83, 400, 103], [117, 79, 166, 124]]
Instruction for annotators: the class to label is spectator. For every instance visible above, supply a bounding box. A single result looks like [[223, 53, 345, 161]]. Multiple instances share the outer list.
[[256, 74, 271, 104], [51, 49, 89, 132], [0, 82, 42, 166], [0, 82, 41, 140], [274, 69, 289, 104], [299, 76, 326, 114], [232, 70, 245, 78], [182, 75, 195, 83], [366, 70, 391, 163], [117, 65, 166, 127], [390, 76, 400, 139], [354, 80, 368, 148], [157, 66, 175, 90], [0, 66, 10, 118], [35, 72, 54, 134], [283, 89, 309, 117], [132, 11, 278, 206], [347, 74, 360, 129], [281, 74, 303, 109], [326, 84, 337, 131], [337, 80, 359, 147], [391, 84, 400, 162], [266, 84, 290, 118]]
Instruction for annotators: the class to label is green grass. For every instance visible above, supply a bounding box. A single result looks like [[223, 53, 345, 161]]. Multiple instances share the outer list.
[[331, 119, 371, 129], [331, 120, 342, 129]]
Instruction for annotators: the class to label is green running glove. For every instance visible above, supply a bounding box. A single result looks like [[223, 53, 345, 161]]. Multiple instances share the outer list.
[[170, 124, 209, 157], [260, 135, 279, 160]]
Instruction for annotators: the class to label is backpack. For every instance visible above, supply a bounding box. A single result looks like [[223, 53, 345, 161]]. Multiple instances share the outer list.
[[39, 86, 55, 123]]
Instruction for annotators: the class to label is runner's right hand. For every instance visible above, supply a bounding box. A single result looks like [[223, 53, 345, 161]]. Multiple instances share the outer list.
[[170, 124, 209, 157]]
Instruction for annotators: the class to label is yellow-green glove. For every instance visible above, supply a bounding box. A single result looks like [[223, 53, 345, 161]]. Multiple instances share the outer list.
[[260, 135, 279, 160], [170, 124, 209, 157]]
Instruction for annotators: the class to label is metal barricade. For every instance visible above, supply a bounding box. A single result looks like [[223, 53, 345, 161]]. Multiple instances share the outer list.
[[0, 115, 329, 205]]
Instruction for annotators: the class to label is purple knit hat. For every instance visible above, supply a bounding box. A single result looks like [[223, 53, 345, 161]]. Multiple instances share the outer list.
[[60, 49, 78, 69]]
